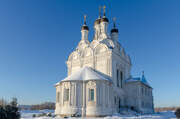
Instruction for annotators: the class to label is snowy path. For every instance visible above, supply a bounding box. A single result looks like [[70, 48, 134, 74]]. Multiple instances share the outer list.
[[20, 110, 176, 119]]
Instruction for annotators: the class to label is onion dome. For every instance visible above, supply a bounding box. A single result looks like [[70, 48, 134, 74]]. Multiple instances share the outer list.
[[111, 28, 118, 33], [101, 17, 109, 23], [111, 17, 118, 33], [81, 25, 89, 31], [94, 6, 102, 25], [100, 6, 109, 23], [81, 15, 89, 31], [94, 18, 101, 25]]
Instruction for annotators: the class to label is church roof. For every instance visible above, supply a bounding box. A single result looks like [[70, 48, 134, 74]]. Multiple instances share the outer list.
[[126, 75, 152, 88], [57, 66, 112, 84]]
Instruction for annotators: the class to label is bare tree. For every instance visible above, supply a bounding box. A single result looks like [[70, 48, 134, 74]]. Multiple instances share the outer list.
[[30, 102, 55, 110], [0, 98, 7, 107]]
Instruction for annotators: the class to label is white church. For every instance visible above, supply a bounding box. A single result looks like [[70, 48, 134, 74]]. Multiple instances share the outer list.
[[55, 7, 154, 117]]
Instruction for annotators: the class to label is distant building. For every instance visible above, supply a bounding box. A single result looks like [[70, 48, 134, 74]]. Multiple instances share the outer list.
[[55, 7, 154, 117]]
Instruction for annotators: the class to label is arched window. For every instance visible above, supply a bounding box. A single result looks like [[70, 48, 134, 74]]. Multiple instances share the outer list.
[[117, 69, 119, 87], [56, 92, 60, 103], [89, 89, 94, 101], [118, 98, 121, 108], [120, 71, 123, 88], [64, 89, 69, 101]]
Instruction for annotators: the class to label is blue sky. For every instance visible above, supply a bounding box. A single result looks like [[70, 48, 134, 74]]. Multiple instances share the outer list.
[[0, 0, 179, 107]]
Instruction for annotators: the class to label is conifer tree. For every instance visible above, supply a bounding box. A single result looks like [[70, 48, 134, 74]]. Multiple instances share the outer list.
[[175, 108, 180, 119]]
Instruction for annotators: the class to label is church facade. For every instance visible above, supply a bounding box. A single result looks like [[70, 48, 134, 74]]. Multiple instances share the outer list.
[[55, 7, 154, 117]]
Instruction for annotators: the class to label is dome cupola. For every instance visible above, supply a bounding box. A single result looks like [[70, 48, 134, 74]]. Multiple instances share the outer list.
[[111, 17, 118, 33], [111, 17, 119, 42], [101, 17, 109, 23], [80, 15, 89, 45], [100, 6, 109, 23], [81, 25, 89, 31], [81, 15, 89, 31], [94, 18, 101, 25], [94, 6, 102, 25]]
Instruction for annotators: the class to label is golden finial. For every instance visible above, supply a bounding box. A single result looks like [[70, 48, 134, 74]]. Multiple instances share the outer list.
[[103, 5, 106, 16], [84, 15, 87, 25]]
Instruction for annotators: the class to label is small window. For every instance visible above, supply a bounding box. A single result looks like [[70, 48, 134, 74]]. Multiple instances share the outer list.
[[89, 89, 94, 101], [114, 97, 116, 104], [64, 89, 69, 101], [117, 69, 119, 87], [56, 92, 60, 103], [120, 71, 123, 88]]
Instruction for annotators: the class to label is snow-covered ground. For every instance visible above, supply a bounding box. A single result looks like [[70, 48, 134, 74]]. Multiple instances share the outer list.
[[20, 110, 177, 119]]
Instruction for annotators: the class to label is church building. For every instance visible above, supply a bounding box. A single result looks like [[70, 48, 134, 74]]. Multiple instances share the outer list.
[[55, 7, 154, 117]]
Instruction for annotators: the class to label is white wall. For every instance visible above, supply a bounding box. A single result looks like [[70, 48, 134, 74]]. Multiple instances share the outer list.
[[55, 80, 113, 117]]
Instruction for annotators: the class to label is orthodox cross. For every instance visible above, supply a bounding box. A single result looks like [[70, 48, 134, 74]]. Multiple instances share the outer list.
[[142, 71, 145, 76], [84, 15, 87, 25], [103, 5, 106, 16], [99, 6, 102, 18], [113, 17, 116, 28]]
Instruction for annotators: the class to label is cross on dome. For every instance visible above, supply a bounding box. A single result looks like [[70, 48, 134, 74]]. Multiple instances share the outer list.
[[100, 5, 109, 22], [99, 6, 102, 18], [81, 15, 89, 31], [111, 17, 118, 33], [84, 15, 87, 25], [103, 5, 106, 17], [142, 71, 145, 76], [113, 17, 116, 28]]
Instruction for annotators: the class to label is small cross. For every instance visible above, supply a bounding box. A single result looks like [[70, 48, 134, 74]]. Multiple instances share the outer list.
[[142, 71, 144, 76], [84, 15, 87, 25], [113, 17, 116, 28], [103, 5, 106, 16], [99, 6, 102, 18]]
